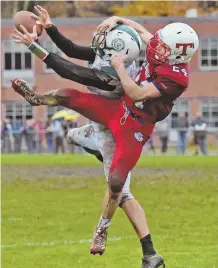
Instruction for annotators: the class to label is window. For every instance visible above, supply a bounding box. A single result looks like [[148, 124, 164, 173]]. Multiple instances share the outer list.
[[200, 37, 218, 70], [43, 38, 64, 72], [3, 102, 34, 123], [201, 98, 218, 128], [170, 98, 190, 128], [2, 39, 35, 86]]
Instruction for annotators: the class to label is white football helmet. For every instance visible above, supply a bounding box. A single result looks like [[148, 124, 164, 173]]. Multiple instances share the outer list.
[[146, 22, 199, 65], [92, 24, 142, 65]]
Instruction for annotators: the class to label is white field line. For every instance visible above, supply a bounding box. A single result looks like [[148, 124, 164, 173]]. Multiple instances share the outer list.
[[2, 235, 216, 256], [1, 236, 127, 249], [7, 217, 24, 221]]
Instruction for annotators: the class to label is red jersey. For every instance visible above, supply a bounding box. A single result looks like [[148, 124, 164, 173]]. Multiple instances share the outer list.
[[124, 58, 189, 123]]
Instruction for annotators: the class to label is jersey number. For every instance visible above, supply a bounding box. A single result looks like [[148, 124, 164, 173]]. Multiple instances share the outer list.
[[173, 66, 187, 77]]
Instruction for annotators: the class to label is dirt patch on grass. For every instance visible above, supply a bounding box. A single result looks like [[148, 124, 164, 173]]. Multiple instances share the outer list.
[[1, 166, 211, 181], [1, 166, 102, 180]]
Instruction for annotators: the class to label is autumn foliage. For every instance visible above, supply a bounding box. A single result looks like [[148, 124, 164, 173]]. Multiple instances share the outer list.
[[110, 1, 218, 17]]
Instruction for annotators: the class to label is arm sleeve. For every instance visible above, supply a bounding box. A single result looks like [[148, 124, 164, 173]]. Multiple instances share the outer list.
[[45, 25, 96, 62], [152, 76, 186, 99], [43, 52, 115, 91]]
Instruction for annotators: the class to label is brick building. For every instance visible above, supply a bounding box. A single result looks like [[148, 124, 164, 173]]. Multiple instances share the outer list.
[[1, 16, 218, 135]]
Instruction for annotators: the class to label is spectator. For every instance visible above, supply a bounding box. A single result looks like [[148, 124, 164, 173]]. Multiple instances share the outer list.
[[146, 136, 156, 155], [12, 120, 23, 153], [47, 119, 65, 154], [1, 119, 13, 153], [45, 120, 54, 153], [176, 112, 189, 154], [156, 120, 169, 154], [62, 120, 70, 137], [33, 120, 45, 153], [192, 112, 208, 155], [62, 120, 78, 153], [215, 129, 218, 154], [22, 120, 35, 154]]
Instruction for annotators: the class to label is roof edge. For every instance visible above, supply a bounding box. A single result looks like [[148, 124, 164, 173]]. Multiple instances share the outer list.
[[1, 15, 218, 26]]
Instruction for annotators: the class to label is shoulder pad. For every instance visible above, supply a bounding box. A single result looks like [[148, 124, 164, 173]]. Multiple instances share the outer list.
[[155, 63, 189, 88]]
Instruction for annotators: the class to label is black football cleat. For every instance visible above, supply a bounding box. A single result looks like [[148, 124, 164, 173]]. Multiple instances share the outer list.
[[142, 254, 165, 268]]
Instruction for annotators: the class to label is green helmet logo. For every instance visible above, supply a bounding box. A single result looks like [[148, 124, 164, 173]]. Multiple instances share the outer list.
[[111, 38, 125, 51]]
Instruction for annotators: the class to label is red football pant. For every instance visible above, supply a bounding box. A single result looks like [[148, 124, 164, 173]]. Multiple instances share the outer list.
[[56, 88, 155, 193]]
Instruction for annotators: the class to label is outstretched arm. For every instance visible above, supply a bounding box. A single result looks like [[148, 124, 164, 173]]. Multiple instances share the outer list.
[[33, 5, 96, 62], [12, 25, 115, 92], [44, 52, 114, 91], [97, 16, 153, 44], [45, 25, 96, 61]]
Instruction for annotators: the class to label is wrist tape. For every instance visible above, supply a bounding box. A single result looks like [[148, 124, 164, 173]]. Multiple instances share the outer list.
[[28, 41, 49, 61]]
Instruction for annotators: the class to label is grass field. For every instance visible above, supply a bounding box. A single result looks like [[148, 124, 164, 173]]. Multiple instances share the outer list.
[[1, 154, 218, 268]]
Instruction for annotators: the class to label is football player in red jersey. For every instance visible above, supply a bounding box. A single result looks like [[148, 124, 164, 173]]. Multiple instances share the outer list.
[[12, 16, 199, 268]]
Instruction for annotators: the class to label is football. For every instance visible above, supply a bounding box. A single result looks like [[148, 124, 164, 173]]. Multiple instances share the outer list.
[[14, 10, 43, 36]]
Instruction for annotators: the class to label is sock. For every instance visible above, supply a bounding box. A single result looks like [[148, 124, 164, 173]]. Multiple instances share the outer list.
[[97, 216, 111, 230], [140, 234, 156, 256]]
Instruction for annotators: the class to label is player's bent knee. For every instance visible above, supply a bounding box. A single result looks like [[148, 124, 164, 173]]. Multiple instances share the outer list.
[[108, 173, 124, 196]]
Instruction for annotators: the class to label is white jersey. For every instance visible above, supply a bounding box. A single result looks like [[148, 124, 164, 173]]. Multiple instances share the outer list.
[[88, 55, 136, 98]]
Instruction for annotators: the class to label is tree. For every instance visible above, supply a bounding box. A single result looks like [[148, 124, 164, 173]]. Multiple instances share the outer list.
[[110, 0, 217, 17], [197, 1, 218, 14]]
